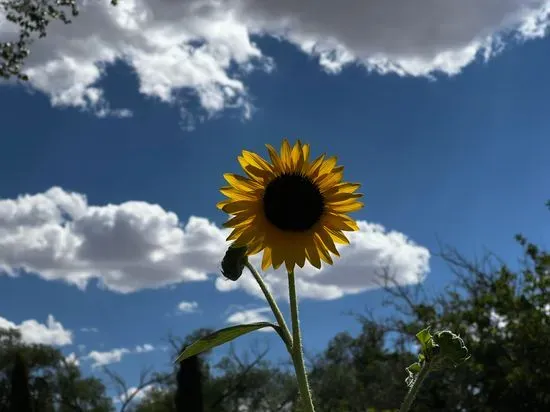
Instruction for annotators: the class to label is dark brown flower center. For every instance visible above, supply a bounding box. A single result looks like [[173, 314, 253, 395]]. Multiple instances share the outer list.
[[263, 173, 324, 232]]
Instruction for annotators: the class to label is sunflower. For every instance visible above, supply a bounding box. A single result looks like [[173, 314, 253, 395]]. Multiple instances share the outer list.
[[217, 139, 364, 272]]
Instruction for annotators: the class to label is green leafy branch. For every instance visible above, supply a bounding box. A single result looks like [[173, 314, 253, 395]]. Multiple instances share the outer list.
[[400, 327, 470, 412]]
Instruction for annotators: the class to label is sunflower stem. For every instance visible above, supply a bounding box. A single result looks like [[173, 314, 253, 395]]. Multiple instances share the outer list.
[[288, 270, 316, 412], [399, 361, 431, 412], [245, 262, 293, 352]]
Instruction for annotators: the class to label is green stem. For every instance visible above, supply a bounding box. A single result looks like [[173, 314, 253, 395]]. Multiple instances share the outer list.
[[288, 270, 316, 412], [399, 362, 431, 412], [245, 262, 293, 352]]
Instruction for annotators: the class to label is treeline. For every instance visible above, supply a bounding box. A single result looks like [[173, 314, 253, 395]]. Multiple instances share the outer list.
[[1, 212, 549, 411]]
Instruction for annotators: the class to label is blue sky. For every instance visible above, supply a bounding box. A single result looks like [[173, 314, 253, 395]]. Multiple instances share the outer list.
[[2, 0, 550, 405]]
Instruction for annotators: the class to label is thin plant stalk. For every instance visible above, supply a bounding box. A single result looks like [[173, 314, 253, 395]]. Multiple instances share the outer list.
[[288, 270, 316, 412], [245, 262, 293, 352], [399, 362, 431, 412]]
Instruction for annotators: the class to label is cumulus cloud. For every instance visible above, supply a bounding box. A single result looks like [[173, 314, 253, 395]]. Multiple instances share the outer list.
[[216, 220, 430, 300], [177, 300, 199, 313], [0, 187, 429, 300], [225, 306, 274, 332], [242, 0, 550, 75], [86, 348, 130, 368], [0, 186, 226, 293], [0, 0, 268, 121], [2, 1, 550, 120], [0, 314, 72, 346]]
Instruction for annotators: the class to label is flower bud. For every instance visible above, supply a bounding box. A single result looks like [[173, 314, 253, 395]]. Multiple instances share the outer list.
[[221, 245, 248, 281], [431, 330, 470, 369]]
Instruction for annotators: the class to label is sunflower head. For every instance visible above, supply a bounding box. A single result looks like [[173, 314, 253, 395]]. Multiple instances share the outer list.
[[217, 139, 364, 272]]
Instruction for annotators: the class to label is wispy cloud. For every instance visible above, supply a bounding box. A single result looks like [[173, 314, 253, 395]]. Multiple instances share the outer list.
[[80, 327, 99, 333], [85, 343, 156, 368], [225, 306, 274, 333], [135, 344, 155, 353]]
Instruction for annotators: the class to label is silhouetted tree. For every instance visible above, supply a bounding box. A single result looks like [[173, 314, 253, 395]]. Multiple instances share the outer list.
[[175, 350, 204, 412], [9, 352, 32, 412]]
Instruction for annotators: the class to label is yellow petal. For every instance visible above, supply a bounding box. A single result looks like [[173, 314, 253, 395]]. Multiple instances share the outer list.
[[305, 239, 322, 269], [324, 182, 361, 195], [223, 173, 257, 191], [261, 248, 272, 270], [221, 200, 256, 214], [280, 139, 293, 171], [266, 144, 284, 173], [307, 154, 326, 177], [242, 150, 273, 171], [316, 229, 340, 256], [291, 141, 304, 170], [326, 228, 350, 245], [296, 248, 307, 267], [248, 241, 264, 255], [230, 228, 257, 245], [331, 201, 364, 213], [326, 192, 363, 203], [220, 187, 258, 201], [314, 236, 333, 265], [324, 214, 359, 231], [226, 226, 246, 240], [271, 246, 285, 270], [223, 214, 255, 228], [318, 156, 338, 176], [237, 161, 274, 182], [217, 200, 231, 210], [316, 171, 344, 190], [302, 143, 310, 162]]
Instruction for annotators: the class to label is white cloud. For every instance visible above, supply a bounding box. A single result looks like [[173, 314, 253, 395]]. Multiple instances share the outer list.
[[0, 0, 268, 121], [241, 0, 550, 76], [216, 221, 430, 300], [0, 187, 429, 300], [225, 306, 274, 332], [86, 348, 130, 368], [177, 300, 199, 313], [135, 343, 155, 353], [0, 187, 226, 293], [80, 327, 99, 333], [65, 352, 80, 366], [2, 1, 550, 121], [85, 343, 157, 368], [0, 314, 72, 346]]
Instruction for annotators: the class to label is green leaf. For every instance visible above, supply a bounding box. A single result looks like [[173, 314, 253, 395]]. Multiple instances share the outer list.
[[175, 322, 280, 363], [415, 326, 433, 353], [407, 362, 422, 374]]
